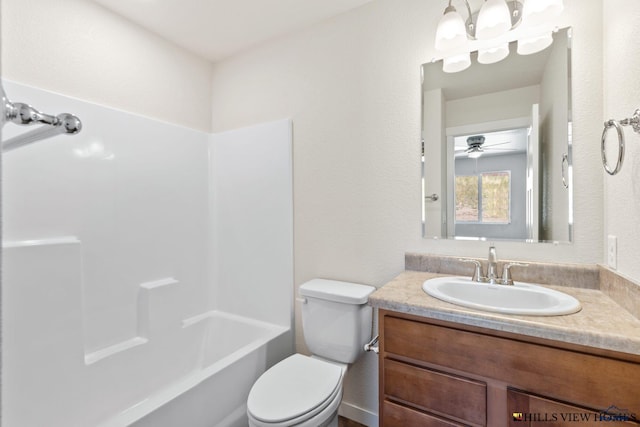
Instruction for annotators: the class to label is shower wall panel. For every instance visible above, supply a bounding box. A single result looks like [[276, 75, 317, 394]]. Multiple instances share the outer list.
[[2, 80, 210, 356], [210, 119, 294, 328], [2, 81, 294, 426]]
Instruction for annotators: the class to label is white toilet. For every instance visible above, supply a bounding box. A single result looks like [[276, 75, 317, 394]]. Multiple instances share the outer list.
[[247, 279, 375, 427]]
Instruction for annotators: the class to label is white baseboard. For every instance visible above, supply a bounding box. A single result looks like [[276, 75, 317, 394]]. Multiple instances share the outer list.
[[338, 401, 379, 427]]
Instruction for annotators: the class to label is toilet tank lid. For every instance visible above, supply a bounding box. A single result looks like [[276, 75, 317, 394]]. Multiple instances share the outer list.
[[299, 279, 375, 304]]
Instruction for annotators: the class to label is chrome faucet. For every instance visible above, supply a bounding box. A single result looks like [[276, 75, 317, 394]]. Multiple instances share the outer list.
[[486, 246, 499, 284], [459, 258, 483, 282], [501, 262, 527, 286], [460, 246, 529, 285]]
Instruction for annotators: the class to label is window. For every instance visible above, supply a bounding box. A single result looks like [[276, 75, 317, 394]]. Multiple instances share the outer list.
[[455, 171, 510, 224], [455, 175, 479, 222]]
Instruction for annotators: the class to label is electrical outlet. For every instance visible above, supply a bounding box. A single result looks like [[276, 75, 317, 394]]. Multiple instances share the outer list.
[[607, 235, 617, 269]]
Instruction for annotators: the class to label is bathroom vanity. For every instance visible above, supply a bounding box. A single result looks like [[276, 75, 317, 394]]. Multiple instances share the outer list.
[[370, 262, 640, 427]]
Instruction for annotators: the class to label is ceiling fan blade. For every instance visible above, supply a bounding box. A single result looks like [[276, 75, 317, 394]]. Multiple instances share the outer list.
[[483, 141, 512, 147], [465, 147, 484, 154]]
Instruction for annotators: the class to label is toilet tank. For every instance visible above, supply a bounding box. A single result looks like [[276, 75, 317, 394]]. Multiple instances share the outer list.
[[299, 279, 375, 364]]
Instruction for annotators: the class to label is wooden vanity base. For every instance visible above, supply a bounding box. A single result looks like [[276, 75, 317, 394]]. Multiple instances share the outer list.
[[378, 309, 640, 426]]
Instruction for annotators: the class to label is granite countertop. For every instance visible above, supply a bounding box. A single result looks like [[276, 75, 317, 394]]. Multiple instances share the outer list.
[[369, 271, 640, 356]]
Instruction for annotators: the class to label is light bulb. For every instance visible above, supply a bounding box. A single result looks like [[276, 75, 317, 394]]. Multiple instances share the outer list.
[[476, 0, 512, 40], [517, 32, 553, 55], [443, 52, 472, 73], [522, 0, 564, 27], [478, 42, 510, 64], [468, 149, 483, 159], [435, 6, 468, 52]]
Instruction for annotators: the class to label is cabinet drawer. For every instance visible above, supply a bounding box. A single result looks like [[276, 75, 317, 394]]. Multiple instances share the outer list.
[[383, 400, 466, 427], [384, 359, 486, 426]]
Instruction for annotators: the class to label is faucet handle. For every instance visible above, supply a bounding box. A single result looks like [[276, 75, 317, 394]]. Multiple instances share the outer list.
[[501, 262, 529, 286], [458, 258, 484, 282]]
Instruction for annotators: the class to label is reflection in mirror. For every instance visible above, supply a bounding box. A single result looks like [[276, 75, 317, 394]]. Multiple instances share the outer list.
[[422, 27, 572, 243]]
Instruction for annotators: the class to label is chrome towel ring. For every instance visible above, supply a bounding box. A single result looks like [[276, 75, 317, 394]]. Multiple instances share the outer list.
[[601, 109, 640, 175]]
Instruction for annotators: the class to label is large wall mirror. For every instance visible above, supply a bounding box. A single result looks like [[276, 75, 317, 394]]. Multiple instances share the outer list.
[[422, 28, 573, 243]]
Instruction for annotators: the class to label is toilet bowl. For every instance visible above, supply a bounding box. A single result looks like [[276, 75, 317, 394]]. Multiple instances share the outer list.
[[247, 354, 346, 427], [246, 279, 375, 427]]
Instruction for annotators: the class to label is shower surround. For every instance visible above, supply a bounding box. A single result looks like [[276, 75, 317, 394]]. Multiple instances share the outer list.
[[1, 81, 294, 427]]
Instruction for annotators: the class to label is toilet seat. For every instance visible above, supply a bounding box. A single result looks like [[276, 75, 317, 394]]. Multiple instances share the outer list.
[[247, 354, 344, 426]]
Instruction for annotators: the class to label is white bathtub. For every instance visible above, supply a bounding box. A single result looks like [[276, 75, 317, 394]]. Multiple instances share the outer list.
[[2, 239, 292, 427], [97, 311, 291, 427]]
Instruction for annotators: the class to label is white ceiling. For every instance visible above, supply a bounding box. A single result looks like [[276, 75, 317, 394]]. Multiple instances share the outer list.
[[92, 0, 374, 62]]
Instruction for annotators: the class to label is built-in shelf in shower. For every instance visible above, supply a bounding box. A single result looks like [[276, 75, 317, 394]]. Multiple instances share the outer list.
[[84, 337, 148, 365], [84, 277, 182, 365], [139, 277, 179, 289], [138, 277, 181, 338]]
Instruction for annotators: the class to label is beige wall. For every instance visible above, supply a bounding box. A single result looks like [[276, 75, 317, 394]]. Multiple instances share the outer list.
[[210, 0, 605, 420], [1, 0, 213, 132], [211, 0, 603, 271], [604, 0, 640, 281], [446, 85, 540, 128]]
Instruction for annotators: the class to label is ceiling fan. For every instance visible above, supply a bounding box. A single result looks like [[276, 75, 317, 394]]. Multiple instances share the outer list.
[[455, 134, 521, 158]]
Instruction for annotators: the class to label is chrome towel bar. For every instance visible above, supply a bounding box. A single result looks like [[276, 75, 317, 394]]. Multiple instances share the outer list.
[[1, 86, 82, 152]]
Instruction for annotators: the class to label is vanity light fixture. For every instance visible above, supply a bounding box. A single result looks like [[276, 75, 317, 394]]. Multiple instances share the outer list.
[[517, 31, 553, 55], [434, 0, 564, 72], [435, 1, 472, 71], [522, 0, 564, 27], [434, 2, 469, 51], [477, 42, 509, 64], [443, 52, 473, 73], [475, 0, 512, 40]]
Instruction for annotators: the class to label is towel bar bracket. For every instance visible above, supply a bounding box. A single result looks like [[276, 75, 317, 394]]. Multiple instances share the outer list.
[[1, 86, 82, 152]]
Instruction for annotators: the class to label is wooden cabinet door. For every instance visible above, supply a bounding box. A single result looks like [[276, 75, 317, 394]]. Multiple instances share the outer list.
[[507, 389, 638, 427]]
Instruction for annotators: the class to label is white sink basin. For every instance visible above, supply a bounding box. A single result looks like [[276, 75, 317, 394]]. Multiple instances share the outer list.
[[422, 276, 582, 316]]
